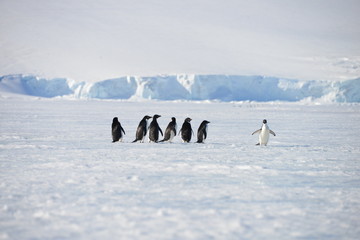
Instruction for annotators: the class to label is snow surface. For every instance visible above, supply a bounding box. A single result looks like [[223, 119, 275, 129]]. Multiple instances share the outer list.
[[1, 95, 360, 239], [1, 74, 360, 103]]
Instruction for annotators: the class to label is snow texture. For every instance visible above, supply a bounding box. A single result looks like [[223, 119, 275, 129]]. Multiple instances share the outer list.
[[1, 74, 360, 102], [0, 97, 359, 240]]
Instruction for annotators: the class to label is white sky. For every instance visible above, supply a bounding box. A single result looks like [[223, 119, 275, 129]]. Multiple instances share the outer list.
[[1, 0, 359, 82]]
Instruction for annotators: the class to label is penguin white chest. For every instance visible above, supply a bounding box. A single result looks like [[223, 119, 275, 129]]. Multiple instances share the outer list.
[[169, 124, 177, 142], [259, 125, 270, 145], [169, 130, 175, 141], [204, 125, 208, 139]]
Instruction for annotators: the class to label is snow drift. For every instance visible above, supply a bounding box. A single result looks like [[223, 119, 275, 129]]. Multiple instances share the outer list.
[[0, 74, 359, 102]]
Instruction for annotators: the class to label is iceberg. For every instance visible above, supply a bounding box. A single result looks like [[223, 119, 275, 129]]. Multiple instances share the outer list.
[[0, 74, 359, 102]]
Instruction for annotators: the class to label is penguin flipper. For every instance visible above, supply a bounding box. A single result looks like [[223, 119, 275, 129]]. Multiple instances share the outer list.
[[252, 129, 261, 135], [159, 127, 163, 136], [270, 130, 276, 136], [121, 127, 126, 135], [142, 128, 147, 138]]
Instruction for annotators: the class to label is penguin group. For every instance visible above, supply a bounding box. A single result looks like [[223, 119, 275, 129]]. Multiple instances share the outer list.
[[112, 116, 276, 145], [112, 115, 210, 144]]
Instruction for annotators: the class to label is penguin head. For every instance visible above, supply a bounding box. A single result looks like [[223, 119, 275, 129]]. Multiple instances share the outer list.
[[112, 117, 119, 123], [263, 119, 267, 124], [185, 117, 192, 122], [153, 114, 161, 119], [171, 117, 176, 122], [203, 120, 210, 125], [144, 115, 152, 120]]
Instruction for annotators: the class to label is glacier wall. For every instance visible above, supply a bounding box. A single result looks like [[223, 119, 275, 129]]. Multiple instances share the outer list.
[[0, 74, 359, 102]]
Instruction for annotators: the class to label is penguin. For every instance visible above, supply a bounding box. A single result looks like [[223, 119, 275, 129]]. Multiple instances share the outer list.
[[196, 120, 210, 143], [148, 114, 163, 143], [111, 117, 126, 142], [132, 115, 152, 143], [252, 119, 276, 146], [159, 117, 177, 143], [179, 117, 193, 143]]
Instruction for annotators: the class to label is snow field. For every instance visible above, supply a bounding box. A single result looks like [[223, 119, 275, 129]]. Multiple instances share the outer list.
[[0, 98, 360, 239]]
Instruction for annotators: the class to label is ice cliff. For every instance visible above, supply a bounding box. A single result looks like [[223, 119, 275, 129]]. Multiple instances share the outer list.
[[0, 74, 359, 102]]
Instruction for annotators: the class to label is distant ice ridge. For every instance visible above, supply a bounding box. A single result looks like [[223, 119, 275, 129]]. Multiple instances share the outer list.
[[0, 74, 359, 102]]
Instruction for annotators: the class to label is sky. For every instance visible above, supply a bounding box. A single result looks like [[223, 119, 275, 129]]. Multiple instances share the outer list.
[[1, 0, 359, 82]]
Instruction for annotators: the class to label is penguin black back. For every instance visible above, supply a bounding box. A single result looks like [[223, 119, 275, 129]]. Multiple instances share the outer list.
[[180, 117, 192, 143], [149, 114, 163, 143], [112, 117, 125, 142], [160, 117, 177, 142], [196, 120, 210, 143], [133, 115, 152, 143]]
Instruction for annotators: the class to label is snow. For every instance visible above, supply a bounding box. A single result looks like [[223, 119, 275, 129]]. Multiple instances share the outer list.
[[1, 74, 360, 103], [1, 96, 360, 239]]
